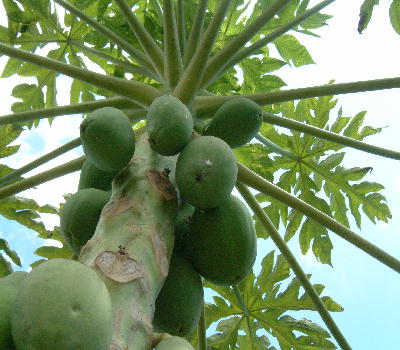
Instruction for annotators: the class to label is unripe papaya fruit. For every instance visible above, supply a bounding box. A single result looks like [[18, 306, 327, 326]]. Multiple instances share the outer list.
[[11, 259, 113, 350], [175, 136, 238, 209], [60, 188, 110, 255], [78, 159, 119, 191], [80, 107, 135, 171], [204, 97, 262, 148], [173, 202, 195, 260], [155, 336, 195, 350], [188, 195, 257, 285], [153, 254, 203, 338], [146, 95, 193, 156], [0, 272, 28, 350]]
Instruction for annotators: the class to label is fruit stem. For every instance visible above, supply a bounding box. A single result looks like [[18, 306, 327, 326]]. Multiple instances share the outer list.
[[183, 0, 208, 68], [197, 305, 207, 350], [0, 157, 85, 200], [201, 0, 292, 87], [173, 0, 233, 106], [52, 0, 159, 78], [0, 43, 162, 107], [114, 0, 165, 78], [69, 40, 161, 82], [235, 181, 353, 350], [0, 138, 81, 187], [232, 285, 250, 317], [255, 133, 299, 160], [204, 0, 336, 87], [163, 0, 184, 90], [262, 112, 400, 160], [237, 163, 400, 274]]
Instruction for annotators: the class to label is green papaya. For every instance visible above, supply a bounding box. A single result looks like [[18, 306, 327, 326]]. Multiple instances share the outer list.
[[80, 107, 135, 171], [146, 95, 193, 156], [78, 159, 119, 191], [204, 97, 262, 148], [188, 195, 257, 285], [175, 136, 238, 209], [173, 202, 195, 260], [153, 254, 203, 338], [155, 336, 195, 350], [11, 259, 113, 350], [60, 188, 110, 256], [0, 272, 28, 350]]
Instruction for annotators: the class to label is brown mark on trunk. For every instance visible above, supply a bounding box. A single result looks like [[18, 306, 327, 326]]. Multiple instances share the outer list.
[[145, 169, 177, 201], [150, 229, 169, 278], [103, 196, 143, 216]]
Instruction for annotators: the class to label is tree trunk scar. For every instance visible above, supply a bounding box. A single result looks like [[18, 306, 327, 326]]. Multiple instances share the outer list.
[[145, 169, 177, 200], [150, 230, 169, 277], [103, 196, 143, 216]]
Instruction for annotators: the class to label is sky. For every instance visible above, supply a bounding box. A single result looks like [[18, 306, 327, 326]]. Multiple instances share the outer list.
[[0, 0, 399, 349]]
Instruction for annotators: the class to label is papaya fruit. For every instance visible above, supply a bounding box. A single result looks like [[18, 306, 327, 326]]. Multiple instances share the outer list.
[[78, 159, 119, 191], [60, 188, 110, 256], [11, 259, 113, 350], [0, 272, 28, 350], [153, 254, 203, 338], [188, 195, 257, 285], [204, 97, 262, 148], [175, 136, 238, 209], [173, 202, 195, 260], [146, 95, 193, 156], [80, 107, 135, 171], [155, 336, 195, 350]]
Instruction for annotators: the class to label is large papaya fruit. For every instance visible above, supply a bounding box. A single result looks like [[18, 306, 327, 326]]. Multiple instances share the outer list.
[[60, 188, 110, 256], [80, 107, 135, 171], [173, 202, 195, 260], [0, 272, 28, 350], [175, 136, 238, 209], [153, 254, 203, 338], [78, 159, 119, 191], [155, 336, 194, 350], [203, 97, 262, 148], [11, 259, 113, 350], [146, 95, 193, 156], [188, 195, 257, 285]]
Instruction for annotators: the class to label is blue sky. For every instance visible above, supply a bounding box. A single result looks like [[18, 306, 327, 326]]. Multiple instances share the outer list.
[[1, 0, 400, 349]]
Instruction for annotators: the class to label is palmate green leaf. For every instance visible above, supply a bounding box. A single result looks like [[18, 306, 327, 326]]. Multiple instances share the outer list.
[[34, 245, 73, 260], [274, 34, 314, 67], [204, 252, 341, 349], [390, 0, 400, 35], [358, 0, 380, 34], [0, 237, 21, 267], [0, 253, 13, 277]]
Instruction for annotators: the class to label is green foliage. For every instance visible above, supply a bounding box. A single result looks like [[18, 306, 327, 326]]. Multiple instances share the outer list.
[[390, 0, 400, 34], [147, 95, 194, 156], [176, 136, 238, 209], [80, 107, 135, 171], [204, 97, 262, 148], [188, 195, 257, 286], [153, 254, 204, 338], [358, 0, 400, 35], [11, 258, 114, 350]]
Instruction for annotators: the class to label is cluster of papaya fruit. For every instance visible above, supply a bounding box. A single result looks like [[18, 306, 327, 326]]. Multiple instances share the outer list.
[[0, 95, 262, 349]]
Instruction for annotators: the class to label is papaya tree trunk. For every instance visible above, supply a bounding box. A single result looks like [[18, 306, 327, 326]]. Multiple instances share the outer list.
[[79, 128, 178, 350]]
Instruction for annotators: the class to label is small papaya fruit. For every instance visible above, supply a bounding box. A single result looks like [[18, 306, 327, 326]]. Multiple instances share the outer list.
[[155, 336, 195, 350], [188, 195, 257, 285], [78, 159, 119, 191], [0, 271, 28, 350], [173, 202, 195, 260], [11, 259, 113, 350], [204, 97, 262, 148], [146, 95, 193, 156], [153, 254, 203, 338], [60, 188, 110, 256], [175, 136, 238, 209], [80, 107, 135, 171]]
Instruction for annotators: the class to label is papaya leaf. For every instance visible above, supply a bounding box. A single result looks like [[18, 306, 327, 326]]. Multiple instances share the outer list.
[[0, 253, 13, 277], [0, 237, 21, 267], [358, 0, 380, 34], [389, 0, 400, 35]]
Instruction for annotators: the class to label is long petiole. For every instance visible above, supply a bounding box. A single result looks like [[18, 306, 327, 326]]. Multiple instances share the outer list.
[[207, 0, 336, 87], [197, 302, 207, 350], [262, 112, 400, 160], [163, 0, 183, 89], [0, 43, 162, 107], [176, 0, 187, 55], [183, 0, 208, 68], [202, 0, 292, 87], [236, 181, 352, 350], [173, 0, 233, 105], [0, 138, 81, 187], [114, 0, 164, 78], [0, 157, 85, 201], [237, 163, 400, 274]]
